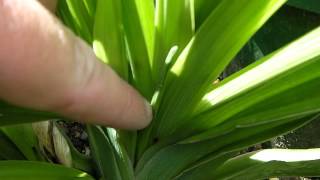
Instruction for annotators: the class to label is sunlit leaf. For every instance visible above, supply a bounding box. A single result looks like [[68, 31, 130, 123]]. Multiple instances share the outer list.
[[185, 26, 320, 138], [154, 0, 286, 140], [93, 0, 128, 79], [211, 148, 320, 180], [152, 0, 194, 87], [120, 0, 153, 99]]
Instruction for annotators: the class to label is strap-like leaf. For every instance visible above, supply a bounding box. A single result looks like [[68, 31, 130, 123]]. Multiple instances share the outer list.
[[287, 0, 320, 14], [152, 0, 195, 86], [120, 0, 154, 99], [0, 101, 58, 127], [0, 130, 25, 160], [87, 125, 122, 179], [1, 124, 42, 161], [133, 0, 155, 64], [186, 26, 320, 138], [194, 0, 222, 29], [211, 148, 320, 180], [87, 125, 134, 180], [64, 0, 95, 42], [93, 0, 128, 79], [154, 0, 286, 139], [136, 114, 316, 179], [0, 161, 93, 179], [103, 128, 135, 180]]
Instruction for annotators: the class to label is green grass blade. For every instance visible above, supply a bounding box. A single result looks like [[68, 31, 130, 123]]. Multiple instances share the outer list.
[[121, 0, 154, 98], [154, 0, 286, 139], [93, 0, 128, 79], [152, 0, 195, 86], [0, 101, 59, 126], [212, 149, 320, 180], [0, 161, 93, 179]]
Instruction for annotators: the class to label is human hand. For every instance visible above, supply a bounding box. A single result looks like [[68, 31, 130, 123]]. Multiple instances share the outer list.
[[0, 0, 152, 129]]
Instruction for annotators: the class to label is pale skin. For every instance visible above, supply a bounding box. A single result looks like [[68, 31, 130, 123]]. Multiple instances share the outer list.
[[0, 0, 152, 129]]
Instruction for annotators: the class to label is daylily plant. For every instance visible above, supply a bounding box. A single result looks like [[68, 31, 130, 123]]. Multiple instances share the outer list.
[[1, 0, 320, 179]]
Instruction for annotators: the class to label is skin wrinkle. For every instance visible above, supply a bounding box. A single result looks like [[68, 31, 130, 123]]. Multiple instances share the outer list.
[[115, 83, 135, 127], [0, 1, 77, 109], [52, 37, 104, 119], [0, 0, 152, 129], [0, 0, 81, 110]]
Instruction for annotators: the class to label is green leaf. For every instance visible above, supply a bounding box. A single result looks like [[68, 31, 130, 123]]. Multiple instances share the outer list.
[[103, 128, 135, 180], [136, 0, 195, 156], [64, 0, 95, 42], [212, 149, 320, 180], [194, 0, 222, 29], [253, 4, 320, 55], [87, 125, 121, 179], [82, 0, 96, 20], [1, 124, 41, 161], [154, 0, 286, 139], [56, 0, 79, 35], [93, 0, 128, 79], [0, 130, 25, 160], [117, 130, 137, 164], [87, 126, 134, 180], [0, 161, 93, 180], [0, 101, 58, 127], [120, 0, 154, 99], [173, 151, 237, 180], [136, 114, 316, 180], [287, 0, 320, 14], [151, 0, 195, 87], [132, 0, 155, 63], [186, 26, 320, 137]]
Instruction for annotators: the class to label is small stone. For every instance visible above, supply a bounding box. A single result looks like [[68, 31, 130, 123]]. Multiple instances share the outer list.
[[74, 131, 81, 138], [80, 131, 88, 140], [84, 146, 90, 156]]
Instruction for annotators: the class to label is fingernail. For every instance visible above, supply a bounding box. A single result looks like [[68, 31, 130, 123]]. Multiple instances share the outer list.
[[144, 99, 153, 126]]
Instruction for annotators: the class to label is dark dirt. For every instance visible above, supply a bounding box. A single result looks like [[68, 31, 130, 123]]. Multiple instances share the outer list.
[[56, 121, 90, 155]]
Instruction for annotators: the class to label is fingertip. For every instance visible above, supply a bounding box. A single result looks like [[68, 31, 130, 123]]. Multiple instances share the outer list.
[[139, 99, 153, 129], [53, 38, 152, 130]]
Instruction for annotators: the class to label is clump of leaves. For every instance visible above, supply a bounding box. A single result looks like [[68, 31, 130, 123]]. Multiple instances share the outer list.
[[1, 0, 320, 179]]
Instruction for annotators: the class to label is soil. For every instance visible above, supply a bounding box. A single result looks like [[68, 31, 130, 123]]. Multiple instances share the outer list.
[[56, 121, 90, 155]]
